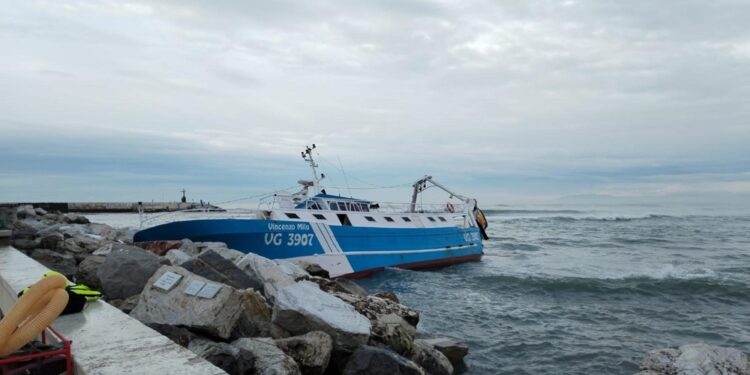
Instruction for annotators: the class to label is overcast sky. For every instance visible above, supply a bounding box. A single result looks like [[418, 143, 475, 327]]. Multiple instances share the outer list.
[[1, 0, 749, 206]]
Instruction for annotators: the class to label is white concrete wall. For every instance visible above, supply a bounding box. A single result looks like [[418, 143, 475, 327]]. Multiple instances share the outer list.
[[0, 246, 227, 375]]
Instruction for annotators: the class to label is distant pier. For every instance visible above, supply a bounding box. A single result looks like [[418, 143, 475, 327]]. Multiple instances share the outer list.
[[0, 201, 224, 213]]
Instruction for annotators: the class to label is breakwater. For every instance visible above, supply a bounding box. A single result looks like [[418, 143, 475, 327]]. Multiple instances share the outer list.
[[2, 205, 467, 374], [0, 201, 223, 213]]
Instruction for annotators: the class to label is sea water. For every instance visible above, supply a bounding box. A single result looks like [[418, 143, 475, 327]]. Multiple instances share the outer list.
[[359, 205, 750, 374], [91, 204, 750, 374]]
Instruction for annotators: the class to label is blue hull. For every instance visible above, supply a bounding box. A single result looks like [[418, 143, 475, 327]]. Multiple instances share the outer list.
[[134, 219, 483, 277]]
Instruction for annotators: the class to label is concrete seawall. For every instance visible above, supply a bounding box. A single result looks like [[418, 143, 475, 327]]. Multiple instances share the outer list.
[[0, 202, 222, 213], [0, 246, 227, 374]]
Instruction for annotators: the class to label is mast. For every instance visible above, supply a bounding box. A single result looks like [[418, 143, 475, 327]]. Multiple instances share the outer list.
[[301, 144, 324, 195], [410, 175, 430, 212]]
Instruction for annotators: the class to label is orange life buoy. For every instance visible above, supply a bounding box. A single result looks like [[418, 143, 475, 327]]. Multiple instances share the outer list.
[[0, 274, 69, 356], [446, 202, 455, 213]]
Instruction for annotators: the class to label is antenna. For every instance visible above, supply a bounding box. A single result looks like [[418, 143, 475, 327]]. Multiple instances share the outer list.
[[338, 155, 352, 197]]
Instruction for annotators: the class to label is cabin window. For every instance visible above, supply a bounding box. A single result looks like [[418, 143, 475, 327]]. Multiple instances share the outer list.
[[438, 217, 447, 222], [309, 202, 322, 210], [402, 217, 412, 222], [427, 217, 436, 222], [360, 204, 370, 212], [338, 202, 348, 211], [384, 217, 394, 222], [285, 213, 300, 219], [329, 202, 339, 210], [365, 216, 376, 222], [351, 203, 361, 212], [313, 214, 327, 220], [337, 214, 352, 226]]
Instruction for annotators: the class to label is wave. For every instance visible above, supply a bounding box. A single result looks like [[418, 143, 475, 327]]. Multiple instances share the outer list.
[[499, 214, 679, 223], [483, 209, 586, 215], [475, 273, 750, 300]]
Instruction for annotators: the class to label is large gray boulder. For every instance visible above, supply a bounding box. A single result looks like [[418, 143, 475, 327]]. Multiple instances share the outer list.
[[637, 343, 750, 375], [0, 206, 17, 230], [232, 337, 301, 375], [293, 261, 330, 279], [108, 294, 140, 314], [146, 323, 197, 347], [274, 331, 333, 375], [39, 232, 64, 251], [62, 213, 89, 224], [333, 293, 420, 354], [86, 223, 118, 240], [272, 281, 371, 352], [181, 240, 244, 262], [66, 233, 107, 253], [75, 255, 105, 289], [12, 237, 40, 251], [97, 245, 161, 299], [197, 242, 246, 262], [130, 266, 247, 340], [237, 253, 296, 302], [420, 337, 469, 367], [165, 249, 191, 266], [335, 293, 420, 327], [308, 277, 368, 298], [232, 289, 277, 339], [370, 313, 416, 355], [16, 205, 37, 219], [30, 249, 77, 278], [409, 339, 453, 375], [182, 250, 263, 291], [189, 337, 255, 375], [343, 346, 425, 375], [13, 218, 46, 236], [275, 260, 309, 280]]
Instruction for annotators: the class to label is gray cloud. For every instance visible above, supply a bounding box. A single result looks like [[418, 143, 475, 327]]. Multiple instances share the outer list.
[[0, 0, 748, 204]]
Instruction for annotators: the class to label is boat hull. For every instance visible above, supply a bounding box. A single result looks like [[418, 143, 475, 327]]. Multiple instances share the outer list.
[[133, 219, 483, 277]]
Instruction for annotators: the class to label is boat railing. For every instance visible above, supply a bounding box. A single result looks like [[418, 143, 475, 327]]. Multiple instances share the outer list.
[[259, 196, 468, 215], [374, 201, 468, 215]]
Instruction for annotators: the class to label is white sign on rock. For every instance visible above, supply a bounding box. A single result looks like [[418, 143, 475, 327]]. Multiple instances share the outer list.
[[153, 271, 183, 291], [184, 280, 206, 296], [197, 283, 222, 299]]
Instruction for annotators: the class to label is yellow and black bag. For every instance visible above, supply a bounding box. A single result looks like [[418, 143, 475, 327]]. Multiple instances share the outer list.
[[18, 272, 103, 315]]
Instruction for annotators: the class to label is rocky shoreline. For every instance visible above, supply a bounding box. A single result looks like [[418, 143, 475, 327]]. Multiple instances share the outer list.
[[2, 205, 749, 375], [1, 205, 465, 374]]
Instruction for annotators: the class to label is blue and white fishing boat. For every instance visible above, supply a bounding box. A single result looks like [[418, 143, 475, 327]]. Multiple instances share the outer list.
[[134, 146, 489, 278]]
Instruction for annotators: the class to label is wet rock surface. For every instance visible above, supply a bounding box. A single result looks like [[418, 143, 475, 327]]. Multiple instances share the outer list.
[[274, 331, 333, 375], [232, 289, 277, 339], [637, 343, 750, 375], [188, 338, 253, 374], [409, 339, 454, 375], [419, 337, 469, 368], [343, 345, 425, 375], [232, 337, 302, 375]]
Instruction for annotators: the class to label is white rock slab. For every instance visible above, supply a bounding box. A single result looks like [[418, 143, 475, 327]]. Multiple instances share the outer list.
[[272, 281, 371, 351], [130, 265, 245, 340], [236, 253, 296, 302]]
